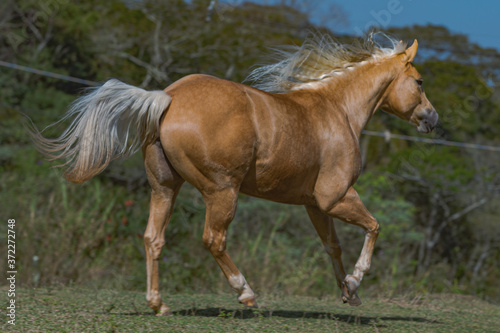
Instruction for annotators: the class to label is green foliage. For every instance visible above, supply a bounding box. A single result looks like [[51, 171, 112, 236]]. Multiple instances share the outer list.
[[418, 61, 500, 140], [388, 146, 476, 192], [0, 0, 499, 304], [356, 172, 419, 244]]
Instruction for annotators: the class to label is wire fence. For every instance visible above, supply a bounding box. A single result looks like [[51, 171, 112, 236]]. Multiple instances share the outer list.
[[1, 60, 500, 152], [0, 60, 99, 86]]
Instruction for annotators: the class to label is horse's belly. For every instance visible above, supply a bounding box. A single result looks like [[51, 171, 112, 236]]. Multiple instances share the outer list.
[[239, 162, 317, 205]]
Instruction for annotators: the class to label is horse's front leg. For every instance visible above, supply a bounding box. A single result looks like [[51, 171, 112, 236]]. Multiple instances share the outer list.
[[326, 187, 380, 306], [305, 206, 348, 297]]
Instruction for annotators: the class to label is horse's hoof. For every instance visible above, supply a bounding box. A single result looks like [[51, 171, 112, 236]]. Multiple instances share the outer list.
[[239, 297, 258, 308], [342, 275, 362, 306], [347, 294, 362, 306], [341, 293, 362, 306], [155, 303, 171, 316]]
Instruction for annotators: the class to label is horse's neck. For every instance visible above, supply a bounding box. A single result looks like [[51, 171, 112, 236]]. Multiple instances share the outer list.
[[324, 60, 398, 139]]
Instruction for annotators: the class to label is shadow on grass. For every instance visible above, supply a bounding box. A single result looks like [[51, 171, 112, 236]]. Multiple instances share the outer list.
[[114, 307, 438, 326]]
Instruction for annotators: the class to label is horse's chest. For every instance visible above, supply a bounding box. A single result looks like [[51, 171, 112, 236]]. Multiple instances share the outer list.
[[330, 136, 362, 183]]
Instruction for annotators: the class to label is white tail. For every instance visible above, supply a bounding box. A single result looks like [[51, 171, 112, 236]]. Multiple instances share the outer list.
[[30, 79, 172, 183]]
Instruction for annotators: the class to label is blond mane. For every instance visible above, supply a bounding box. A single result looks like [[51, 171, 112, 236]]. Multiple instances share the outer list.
[[246, 32, 407, 92]]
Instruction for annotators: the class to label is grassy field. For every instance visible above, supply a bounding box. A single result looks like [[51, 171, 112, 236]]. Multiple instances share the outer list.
[[1, 287, 499, 332]]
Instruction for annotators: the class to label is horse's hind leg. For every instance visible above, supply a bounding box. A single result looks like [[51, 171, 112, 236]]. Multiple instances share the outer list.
[[202, 188, 256, 307], [143, 141, 184, 316], [327, 187, 379, 306]]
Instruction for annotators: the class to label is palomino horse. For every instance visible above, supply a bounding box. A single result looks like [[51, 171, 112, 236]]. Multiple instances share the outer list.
[[31, 34, 438, 315]]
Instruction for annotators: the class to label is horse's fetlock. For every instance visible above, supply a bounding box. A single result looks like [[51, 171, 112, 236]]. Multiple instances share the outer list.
[[147, 291, 162, 310]]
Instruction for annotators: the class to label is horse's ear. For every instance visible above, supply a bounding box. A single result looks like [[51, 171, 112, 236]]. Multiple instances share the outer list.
[[402, 39, 418, 63]]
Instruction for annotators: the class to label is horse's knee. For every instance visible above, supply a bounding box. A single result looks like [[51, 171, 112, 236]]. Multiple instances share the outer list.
[[367, 220, 380, 237]]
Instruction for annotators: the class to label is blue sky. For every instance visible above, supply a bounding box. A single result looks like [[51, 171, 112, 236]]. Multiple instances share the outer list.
[[326, 0, 500, 51], [244, 0, 500, 51]]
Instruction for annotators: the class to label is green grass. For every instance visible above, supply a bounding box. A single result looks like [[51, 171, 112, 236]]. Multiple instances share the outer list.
[[1, 287, 499, 332]]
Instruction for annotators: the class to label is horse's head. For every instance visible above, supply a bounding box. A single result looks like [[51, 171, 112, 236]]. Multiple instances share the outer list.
[[380, 40, 438, 133]]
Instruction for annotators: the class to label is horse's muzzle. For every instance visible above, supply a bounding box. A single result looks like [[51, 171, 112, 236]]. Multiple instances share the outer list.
[[413, 108, 438, 133]]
